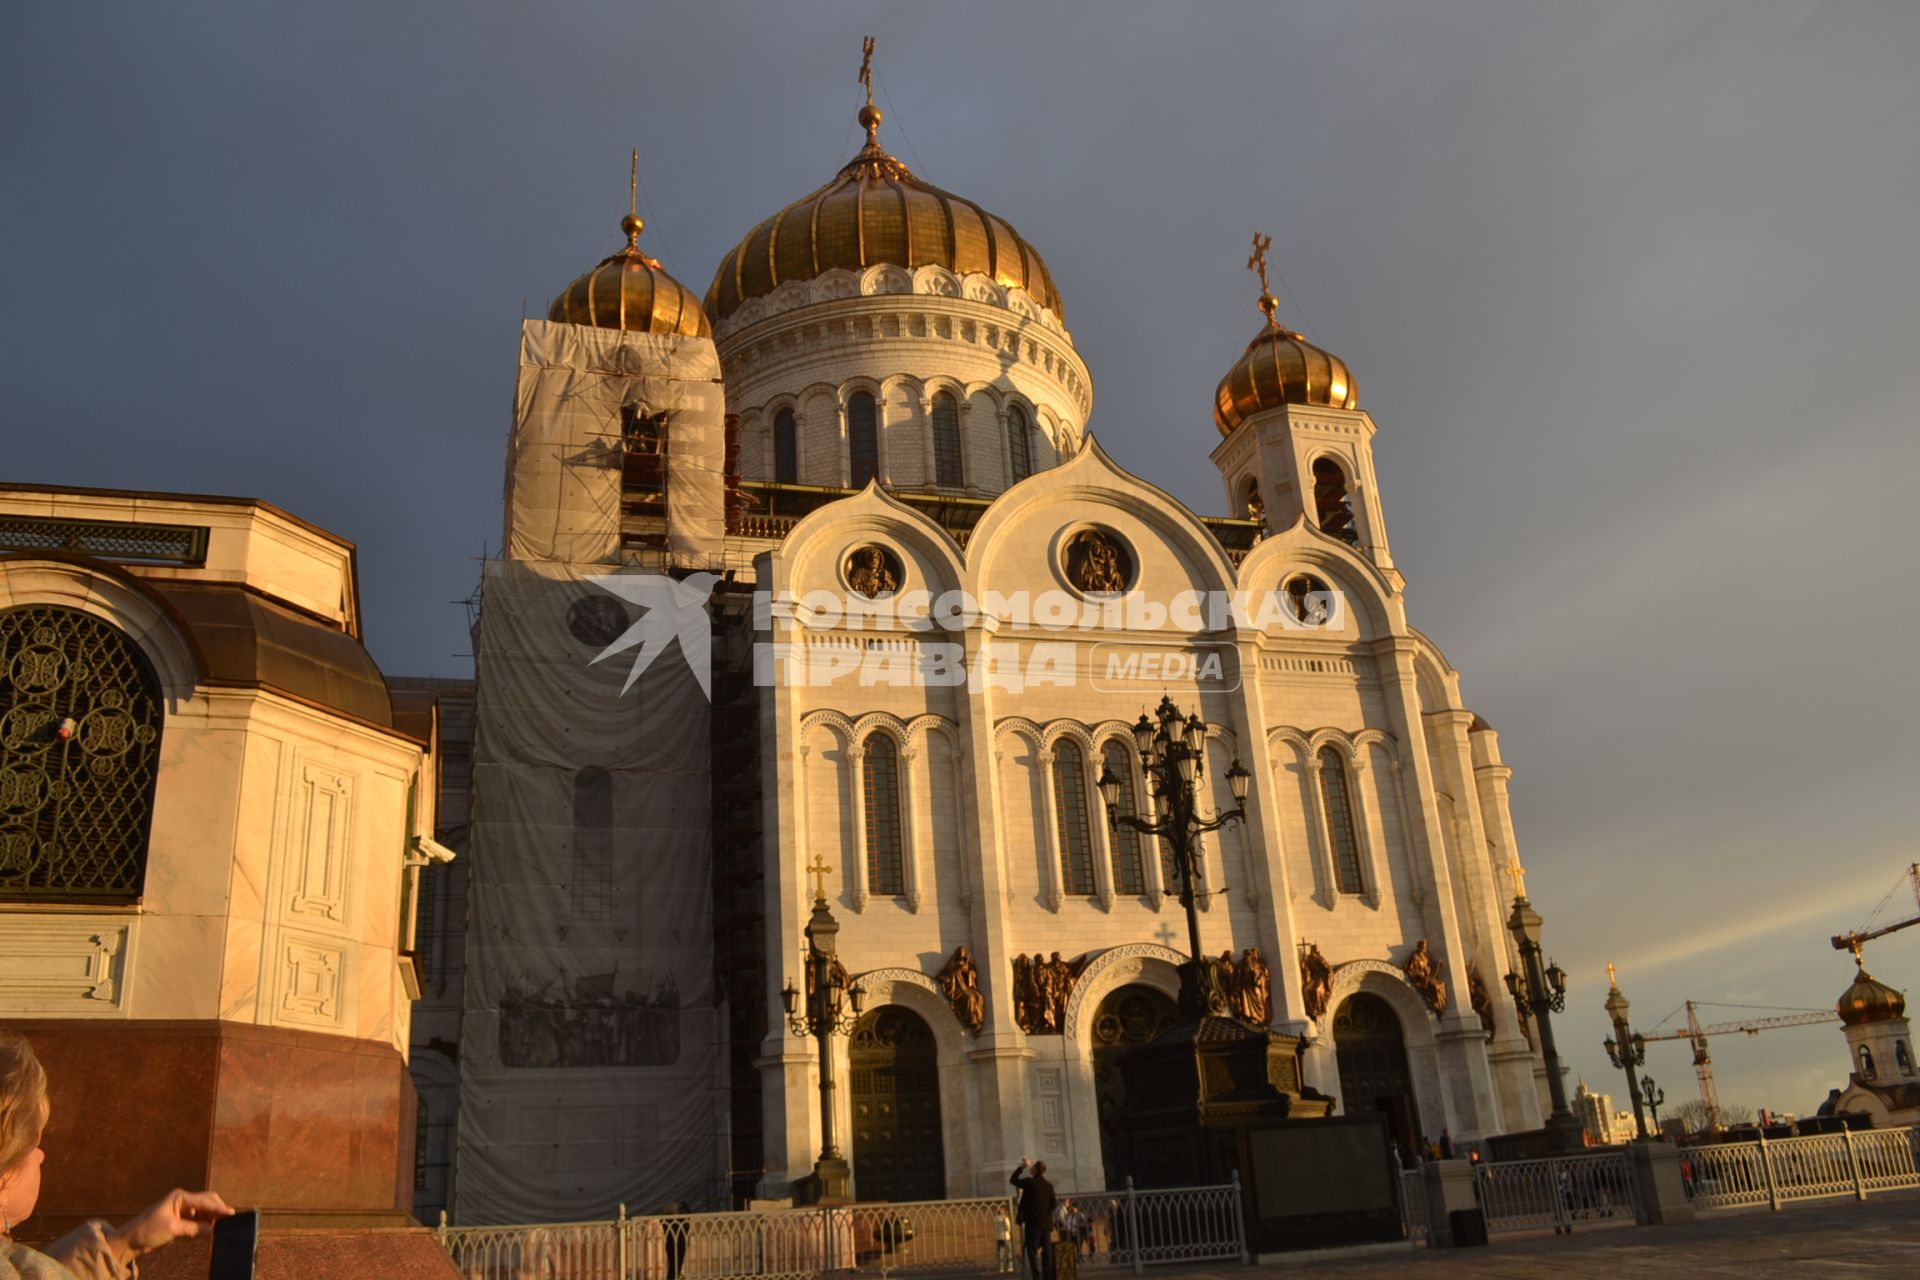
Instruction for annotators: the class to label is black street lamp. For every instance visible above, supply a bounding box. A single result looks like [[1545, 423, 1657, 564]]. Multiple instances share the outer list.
[[1638, 1075, 1665, 1134], [1602, 964, 1651, 1141], [780, 861, 866, 1203], [1098, 695, 1251, 1018], [1501, 863, 1585, 1152]]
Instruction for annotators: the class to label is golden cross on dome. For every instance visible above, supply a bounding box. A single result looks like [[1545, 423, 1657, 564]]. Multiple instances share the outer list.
[[1247, 232, 1280, 327], [859, 36, 876, 108], [855, 36, 883, 144], [806, 854, 833, 901], [1606, 961, 1618, 989], [619, 149, 647, 252], [1505, 856, 1528, 899]]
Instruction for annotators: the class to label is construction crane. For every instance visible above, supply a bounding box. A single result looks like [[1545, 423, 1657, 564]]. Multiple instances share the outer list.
[[1830, 862, 1920, 959], [1641, 1001, 1838, 1132]]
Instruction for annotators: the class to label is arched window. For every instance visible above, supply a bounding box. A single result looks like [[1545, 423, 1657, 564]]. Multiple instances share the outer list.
[[1897, 1040, 1914, 1074], [1319, 747, 1365, 895], [1101, 742, 1146, 895], [931, 392, 964, 488], [1242, 477, 1265, 530], [0, 604, 163, 903], [773, 407, 798, 483], [848, 391, 880, 487], [1053, 741, 1096, 895], [1859, 1044, 1877, 1080], [572, 767, 613, 921], [863, 733, 905, 896], [1313, 457, 1358, 545], [1007, 404, 1033, 482]]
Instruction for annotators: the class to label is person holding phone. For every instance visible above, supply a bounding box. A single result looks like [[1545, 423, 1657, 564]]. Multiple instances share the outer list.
[[1, 1031, 235, 1279], [1009, 1158, 1055, 1280]]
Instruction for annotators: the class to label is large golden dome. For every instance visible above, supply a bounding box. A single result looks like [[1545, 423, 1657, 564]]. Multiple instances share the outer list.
[[705, 105, 1063, 324], [1213, 293, 1357, 436], [1838, 961, 1907, 1027], [550, 207, 710, 339]]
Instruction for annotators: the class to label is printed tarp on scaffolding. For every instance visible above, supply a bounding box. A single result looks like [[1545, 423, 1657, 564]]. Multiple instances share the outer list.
[[503, 318, 726, 567], [456, 318, 724, 1222]]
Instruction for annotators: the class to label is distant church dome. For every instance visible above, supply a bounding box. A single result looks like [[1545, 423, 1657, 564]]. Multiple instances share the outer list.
[[1838, 962, 1907, 1027], [549, 181, 710, 339], [1213, 290, 1356, 436], [705, 105, 1063, 325]]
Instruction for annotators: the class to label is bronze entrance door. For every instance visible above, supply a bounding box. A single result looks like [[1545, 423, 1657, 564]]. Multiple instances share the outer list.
[[850, 1006, 945, 1201], [1091, 984, 1179, 1188], [1332, 993, 1422, 1164]]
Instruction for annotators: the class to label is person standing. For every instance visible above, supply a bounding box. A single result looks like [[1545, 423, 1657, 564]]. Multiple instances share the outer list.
[[1010, 1158, 1056, 1280], [1439, 1129, 1454, 1159]]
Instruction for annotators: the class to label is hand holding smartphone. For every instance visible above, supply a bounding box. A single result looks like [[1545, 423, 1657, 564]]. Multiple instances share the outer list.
[[207, 1209, 259, 1280]]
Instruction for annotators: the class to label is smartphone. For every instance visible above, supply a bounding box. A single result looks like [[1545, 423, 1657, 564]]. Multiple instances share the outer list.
[[207, 1209, 259, 1280]]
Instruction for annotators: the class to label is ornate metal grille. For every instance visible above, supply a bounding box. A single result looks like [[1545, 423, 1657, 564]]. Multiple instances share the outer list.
[[862, 734, 905, 895], [0, 515, 207, 565], [1052, 740, 1096, 895], [0, 605, 163, 901]]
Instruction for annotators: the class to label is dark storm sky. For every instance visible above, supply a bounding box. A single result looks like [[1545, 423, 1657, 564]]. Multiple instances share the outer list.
[[5, 1, 1918, 1115]]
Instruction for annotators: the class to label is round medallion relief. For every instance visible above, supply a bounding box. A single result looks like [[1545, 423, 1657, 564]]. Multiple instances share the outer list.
[[844, 544, 904, 599], [567, 595, 630, 648], [1061, 526, 1134, 596], [1282, 573, 1335, 628]]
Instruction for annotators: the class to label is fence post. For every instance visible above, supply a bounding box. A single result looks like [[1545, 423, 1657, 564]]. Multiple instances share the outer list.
[[618, 1202, 630, 1279], [1841, 1128, 1866, 1201], [1125, 1177, 1142, 1275], [1551, 1158, 1569, 1236], [436, 1209, 448, 1240], [1230, 1170, 1248, 1264], [1758, 1133, 1780, 1211]]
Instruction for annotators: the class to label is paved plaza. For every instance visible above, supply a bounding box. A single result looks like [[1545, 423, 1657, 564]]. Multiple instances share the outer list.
[[1167, 1193, 1920, 1277]]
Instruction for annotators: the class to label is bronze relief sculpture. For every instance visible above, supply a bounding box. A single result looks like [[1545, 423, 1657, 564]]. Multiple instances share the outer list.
[[1062, 527, 1130, 595], [845, 544, 902, 598], [1401, 938, 1448, 1015], [1012, 950, 1082, 1033], [1299, 942, 1333, 1021], [1467, 965, 1495, 1037], [936, 945, 985, 1034]]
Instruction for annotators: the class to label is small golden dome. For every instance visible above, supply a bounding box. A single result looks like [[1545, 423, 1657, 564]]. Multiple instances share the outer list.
[[1838, 962, 1907, 1027], [1213, 320, 1357, 436], [705, 112, 1062, 324], [549, 164, 710, 339]]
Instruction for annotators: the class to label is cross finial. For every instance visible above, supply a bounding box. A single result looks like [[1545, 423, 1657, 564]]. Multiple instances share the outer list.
[[1505, 856, 1528, 900], [806, 854, 833, 902], [619, 149, 645, 249], [1606, 961, 1618, 989], [1247, 232, 1280, 327], [856, 36, 882, 143]]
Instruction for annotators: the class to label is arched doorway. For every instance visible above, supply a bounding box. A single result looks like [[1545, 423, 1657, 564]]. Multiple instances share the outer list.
[[850, 1005, 945, 1201], [1332, 993, 1422, 1164], [1092, 984, 1179, 1188]]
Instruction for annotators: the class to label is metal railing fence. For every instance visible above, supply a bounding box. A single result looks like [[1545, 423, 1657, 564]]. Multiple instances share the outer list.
[[1395, 1169, 1428, 1245], [436, 1179, 1244, 1280], [1471, 1151, 1639, 1235], [1686, 1126, 1920, 1211]]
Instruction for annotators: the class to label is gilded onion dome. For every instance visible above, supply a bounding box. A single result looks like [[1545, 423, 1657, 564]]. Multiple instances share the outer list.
[[1838, 960, 1907, 1027], [549, 161, 710, 339], [1213, 295, 1357, 435], [705, 102, 1063, 324]]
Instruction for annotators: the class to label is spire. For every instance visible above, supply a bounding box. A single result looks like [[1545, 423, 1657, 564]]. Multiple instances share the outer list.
[[616, 149, 661, 268], [857, 35, 882, 144]]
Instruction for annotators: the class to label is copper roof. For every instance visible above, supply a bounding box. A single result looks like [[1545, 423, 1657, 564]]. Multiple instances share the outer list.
[[705, 113, 1062, 324], [1837, 963, 1907, 1027], [1214, 322, 1357, 435], [150, 581, 394, 728]]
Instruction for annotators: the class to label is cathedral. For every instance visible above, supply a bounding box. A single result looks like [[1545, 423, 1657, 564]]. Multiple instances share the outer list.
[[410, 45, 1552, 1220]]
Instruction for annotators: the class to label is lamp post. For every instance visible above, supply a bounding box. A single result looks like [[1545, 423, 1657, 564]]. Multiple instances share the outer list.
[[1097, 695, 1251, 1018], [780, 860, 865, 1203], [1638, 1075, 1665, 1135], [1501, 862, 1584, 1152], [1602, 964, 1651, 1140]]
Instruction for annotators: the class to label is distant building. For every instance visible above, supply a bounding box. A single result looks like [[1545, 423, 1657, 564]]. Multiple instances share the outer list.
[[1572, 1079, 1633, 1145]]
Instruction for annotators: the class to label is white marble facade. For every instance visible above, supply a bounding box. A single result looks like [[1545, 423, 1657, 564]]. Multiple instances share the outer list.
[[752, 431, 1547, 1197]]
